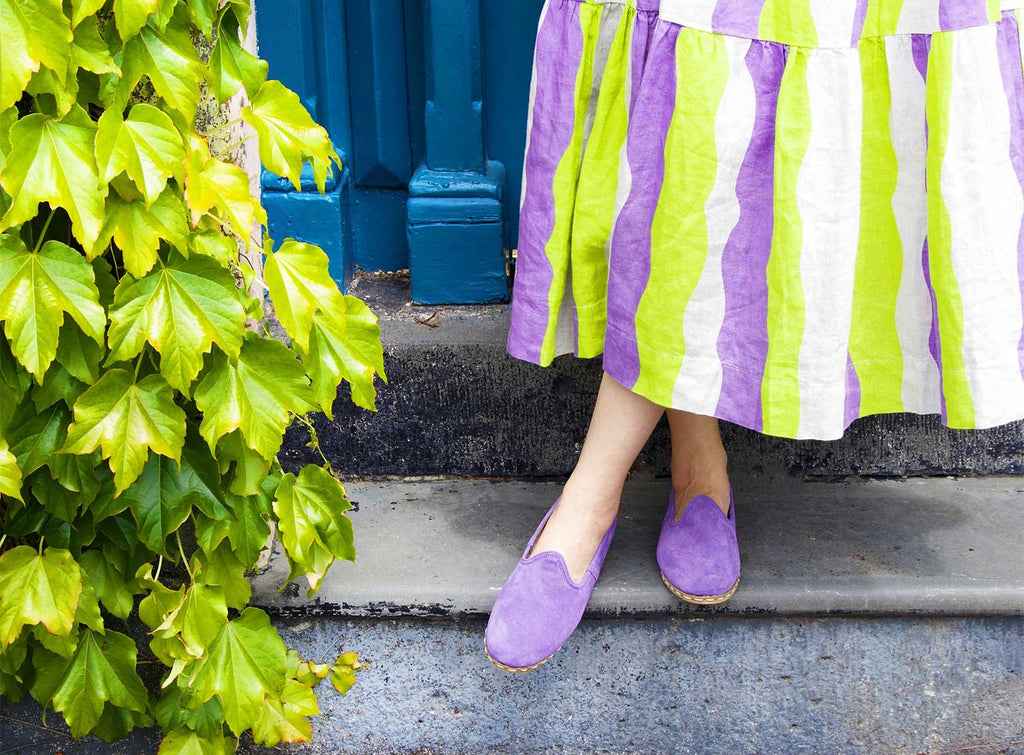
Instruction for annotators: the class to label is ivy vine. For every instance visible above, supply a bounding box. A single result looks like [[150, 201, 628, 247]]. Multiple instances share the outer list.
[[0, 0, 387, 751]]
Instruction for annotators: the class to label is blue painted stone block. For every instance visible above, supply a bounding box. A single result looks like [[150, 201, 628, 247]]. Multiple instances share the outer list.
[[263, 166, 353, 292], [407, 160, 508, 305]]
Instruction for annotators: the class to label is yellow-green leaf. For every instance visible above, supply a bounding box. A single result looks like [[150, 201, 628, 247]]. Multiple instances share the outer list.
[[0, 235, 105, 381], [96, 104, 185, 207], [194, 334, 316, 459], [62, 368, 187, 494], [96, 187, 190, 278], [0, 0, 73, 111], [159, 726, 236, 755], [38, 629, 149, 738], [0, 436, 23, 501], [79, 549, 134, 620], [263, 239, 341, 351], [107, 254, 245, 393], [252, 680, 317, 747], [191, 607, 288, 736], [0, 106, 106, 250], [206, 12, 266, 102], [0, 546, 82, 648], [184, 148, 266, 242], [273, 464, 355, 595], [154, 583, 227, 658], [301, 291, 385, 417], [329, 650, 360, 695], [242, 80, 340, 192], [113, 0, 161, 40], [117, 10, 203, 118]]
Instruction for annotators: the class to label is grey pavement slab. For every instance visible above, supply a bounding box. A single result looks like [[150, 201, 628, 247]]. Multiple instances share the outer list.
[[251, 475, 1024, 618]]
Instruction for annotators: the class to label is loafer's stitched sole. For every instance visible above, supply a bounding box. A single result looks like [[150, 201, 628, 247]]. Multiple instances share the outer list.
[[483, 634, 559, 673], [660, 571, 740, 605]]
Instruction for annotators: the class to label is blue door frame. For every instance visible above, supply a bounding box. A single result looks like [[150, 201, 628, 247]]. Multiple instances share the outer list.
[[253, 0, 544, 304]]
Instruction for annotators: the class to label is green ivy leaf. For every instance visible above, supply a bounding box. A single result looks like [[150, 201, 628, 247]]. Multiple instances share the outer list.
[[0, 105, 106, 251], [252, 679, 317, 747], [8, 403, 70, 478], [107, 254, 246, 393], [154, 583, 227, 658], [113, 0, 161, 40], [36, 628, 149, 738], [80, 548, 134, 620], [187, 0, 220, 39], [55, 321, 103, 385], [121, 451, 222, 555], [159, 725, 236, 755], [195, 489, 270, 567], [0, 436, 23, 501], [242, 80, 339, 192], [184, 148, 266, 242], [206, 12, 266, 102], [26, 15, 120, 118], [62, 368, 187, 494], [0, 545, 82, 648], [188, 229, 236, 265], [195, 334, 316, 460], [0, 0, 73, 111], [0, 235, 105, 381], [117, 9, 203, 119], [329, 650, 360, 695], [190, 607, 288, 736], [191, 542, 252, 611], [70, 0, 107, 27], [96, 104, 185, 207], [262, 239, 340, 352], [301, 292, 386, 417], [272, 464, 355, 594], [72, 17, 121, 75], [96, 188, 190, 278], [214, 429, 271, 496]]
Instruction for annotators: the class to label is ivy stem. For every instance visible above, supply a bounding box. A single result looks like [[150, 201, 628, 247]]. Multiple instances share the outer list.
[[134, 353, 144, 382], [211, 134, 255, 159], [154, 554, 163, 581], [38, 536, 44, 555], [198, 116, 243, 137], [176, 530, 194, 583], [32, 210, 56, 254], [0, 534, 6, 551]]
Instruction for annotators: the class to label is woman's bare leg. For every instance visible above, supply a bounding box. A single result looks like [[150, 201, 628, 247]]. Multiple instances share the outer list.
[[666, 410, 731, 520], [528, 371, 666, 582]]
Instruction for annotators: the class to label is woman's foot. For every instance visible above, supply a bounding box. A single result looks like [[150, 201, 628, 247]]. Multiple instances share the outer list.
[[667, 410, 731, 520], [526, 372, 666, 584], [526, 478, 619, 583]]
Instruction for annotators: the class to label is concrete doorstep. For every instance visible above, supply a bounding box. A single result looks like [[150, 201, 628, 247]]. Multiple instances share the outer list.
[[252, 475, 1024, 618], [236, 475, 1024, 755]]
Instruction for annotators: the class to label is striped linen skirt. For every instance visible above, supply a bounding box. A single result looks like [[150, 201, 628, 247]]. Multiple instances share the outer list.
[[506, 0, 1024, 440]]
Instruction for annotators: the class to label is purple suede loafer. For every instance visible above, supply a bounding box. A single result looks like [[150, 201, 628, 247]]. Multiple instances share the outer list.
[[484, 498, 617, 672], [657, 488, 740, 605]]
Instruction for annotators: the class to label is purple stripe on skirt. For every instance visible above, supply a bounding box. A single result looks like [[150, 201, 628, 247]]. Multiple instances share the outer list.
[[712, 0, 769, 41], [603, 23, 680, 388], [713, 40, 787, 434], [939, 0, 991, 30], [995, 11, 1024, 383], [851, 0, 870, 46], [507, 3, 585, 365]]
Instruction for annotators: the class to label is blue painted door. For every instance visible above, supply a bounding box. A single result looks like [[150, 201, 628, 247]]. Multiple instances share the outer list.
[[254, 0, 544, 304]]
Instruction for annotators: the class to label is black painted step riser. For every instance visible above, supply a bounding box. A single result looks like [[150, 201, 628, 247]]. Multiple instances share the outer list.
[[282, 342, 1024, 479]]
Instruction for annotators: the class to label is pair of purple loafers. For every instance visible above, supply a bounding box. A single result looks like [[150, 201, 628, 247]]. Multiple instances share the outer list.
[[484, 488, 741, 672]]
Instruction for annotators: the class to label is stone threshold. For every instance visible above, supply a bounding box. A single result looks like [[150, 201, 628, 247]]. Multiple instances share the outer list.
[[250, 475, 1024, 618]]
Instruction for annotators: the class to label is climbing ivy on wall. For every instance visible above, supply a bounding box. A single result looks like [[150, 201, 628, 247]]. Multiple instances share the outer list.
[[0, 0, 386, 751]]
